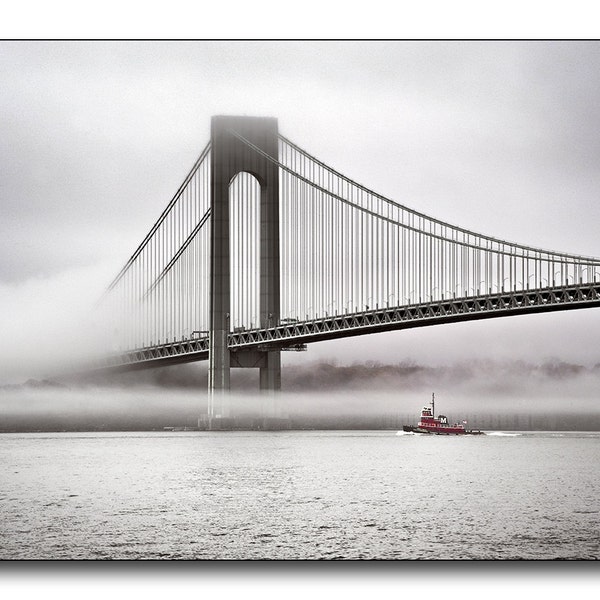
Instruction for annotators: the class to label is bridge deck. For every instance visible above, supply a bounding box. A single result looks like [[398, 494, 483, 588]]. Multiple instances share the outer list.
[[95, 282, 600, 373]]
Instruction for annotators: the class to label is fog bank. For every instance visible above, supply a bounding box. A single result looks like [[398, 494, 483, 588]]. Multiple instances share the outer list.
[[2, 358, 599, 432]]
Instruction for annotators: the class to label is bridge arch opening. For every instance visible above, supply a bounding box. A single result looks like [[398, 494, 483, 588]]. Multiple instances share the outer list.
[[229, 171, 261, 332]]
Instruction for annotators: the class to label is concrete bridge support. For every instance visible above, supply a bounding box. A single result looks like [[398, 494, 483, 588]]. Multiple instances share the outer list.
[[207, 115, 284, 430]]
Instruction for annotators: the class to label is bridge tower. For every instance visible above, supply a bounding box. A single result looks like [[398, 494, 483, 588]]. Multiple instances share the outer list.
[[207, 116, 282, 429]]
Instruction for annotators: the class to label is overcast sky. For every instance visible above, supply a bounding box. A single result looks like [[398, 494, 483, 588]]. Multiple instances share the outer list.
[[2, 40, 600, 382]]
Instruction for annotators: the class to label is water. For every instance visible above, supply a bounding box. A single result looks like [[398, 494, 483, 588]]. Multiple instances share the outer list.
[[1, 430, 599, 560]]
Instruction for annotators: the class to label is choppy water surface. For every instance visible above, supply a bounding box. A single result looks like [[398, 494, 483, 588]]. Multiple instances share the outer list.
[[1, 430, 599, 559]]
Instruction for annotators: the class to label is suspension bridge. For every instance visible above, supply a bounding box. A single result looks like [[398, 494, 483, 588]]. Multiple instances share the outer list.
[[95, 115, 600, 428]]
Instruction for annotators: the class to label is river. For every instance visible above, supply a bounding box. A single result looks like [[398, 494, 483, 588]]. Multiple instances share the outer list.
[[1, 430, 598, 559]]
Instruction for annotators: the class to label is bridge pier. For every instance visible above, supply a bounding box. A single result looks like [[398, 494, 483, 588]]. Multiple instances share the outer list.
[[207, 115, 285, 429], [259, 350, 281, 393], [259, 350, 289, 429]]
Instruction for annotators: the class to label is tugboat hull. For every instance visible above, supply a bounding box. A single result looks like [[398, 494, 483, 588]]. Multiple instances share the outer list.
[[402, 424, 484, 435], [402, 425, 431, 434]]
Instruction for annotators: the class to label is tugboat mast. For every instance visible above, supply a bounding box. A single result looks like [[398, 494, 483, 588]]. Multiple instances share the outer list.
[[431, 392, 435, 418]]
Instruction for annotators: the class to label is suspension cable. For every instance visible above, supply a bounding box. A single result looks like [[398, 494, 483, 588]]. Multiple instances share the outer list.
[[106, 142, 211, 292], [231, 130, 600, 265]]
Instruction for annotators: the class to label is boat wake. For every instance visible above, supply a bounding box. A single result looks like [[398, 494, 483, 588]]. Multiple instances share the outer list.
[[395, 430, 417, 436], [486, 431, 521, 437]]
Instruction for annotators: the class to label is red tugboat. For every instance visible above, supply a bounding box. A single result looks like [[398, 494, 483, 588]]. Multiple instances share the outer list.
[[402, 394, 484, 435]]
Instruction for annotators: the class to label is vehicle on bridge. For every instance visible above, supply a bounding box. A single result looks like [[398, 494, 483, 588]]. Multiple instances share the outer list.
[[402, 394, 484, 435]]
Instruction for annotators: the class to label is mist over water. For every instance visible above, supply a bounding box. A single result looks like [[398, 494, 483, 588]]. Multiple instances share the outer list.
[[2, 357, 600, 432]]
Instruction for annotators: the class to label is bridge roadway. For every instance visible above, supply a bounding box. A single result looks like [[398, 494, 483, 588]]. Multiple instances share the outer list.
[[97, 282, 600, 373]]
